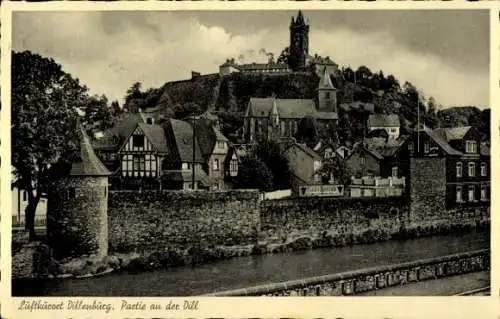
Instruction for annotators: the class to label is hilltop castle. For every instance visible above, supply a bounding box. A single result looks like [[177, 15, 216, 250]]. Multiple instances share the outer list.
[[219, 11, 338, 78]]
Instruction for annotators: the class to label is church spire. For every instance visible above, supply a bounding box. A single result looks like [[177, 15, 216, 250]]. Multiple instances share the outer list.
[[318, 67, 336, 90]]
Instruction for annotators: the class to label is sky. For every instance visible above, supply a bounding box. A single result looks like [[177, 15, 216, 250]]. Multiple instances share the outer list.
[[12, 10, 490, 109]]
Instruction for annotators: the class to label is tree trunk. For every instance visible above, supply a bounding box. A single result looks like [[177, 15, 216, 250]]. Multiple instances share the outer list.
[[25, 196, 40, 242]]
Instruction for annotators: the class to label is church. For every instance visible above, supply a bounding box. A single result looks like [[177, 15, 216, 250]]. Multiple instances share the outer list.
[[241, 11, 340, 142]]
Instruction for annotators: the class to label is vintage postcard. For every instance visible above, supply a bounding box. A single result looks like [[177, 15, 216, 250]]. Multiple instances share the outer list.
[[0, 1, 497, 319]]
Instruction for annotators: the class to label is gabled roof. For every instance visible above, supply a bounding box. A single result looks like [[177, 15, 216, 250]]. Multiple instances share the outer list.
[[70, 125, 111, 176], [160, 169, 213, 187], [364, 136, 407, 158], [237, 63, 290, 71], [433, 126, 472, 142], [194, 118, 229, 160], [417, 126, 463, 156], [137, 122, 169, 153], [247, 97, 337, 120], [340, 102, 375, 113], [287, 143, 323, 161], [92, 113, 142, 151], [164, 119, 204, 163], [368, 114, 400, 128], [348, 142, 384, 161]]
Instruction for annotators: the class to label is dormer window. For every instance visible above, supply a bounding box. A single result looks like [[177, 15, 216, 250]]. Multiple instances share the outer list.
[[217, 141, 226, 149], [466, 141, 477, 153], [133, 135, 144, 148], [424, 142, 430, 154]]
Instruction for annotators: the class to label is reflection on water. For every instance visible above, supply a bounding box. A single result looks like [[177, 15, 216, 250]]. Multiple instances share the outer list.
[[13, 229, 489, 296]]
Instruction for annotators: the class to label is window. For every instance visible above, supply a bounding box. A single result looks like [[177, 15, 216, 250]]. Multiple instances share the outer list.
[[424, 142, 430, 154], [133, 155, 146, 171], [481, 185, 487, 200], [408, 142, 414, 153], [456, 162, 462, 178], [230, 159, 238, 174], [217, 141, 226, 149], [456, 186, 462, 202], [481, 162, 487, 176], [468, 185, 475, 201], [213, 159, 220, 171], [68, 187, 76, 199], [466, 140, 477, 153], [324, 148, 333, 159], [132, 135, 144, 148], [392, 166, 398, 177], [468, 162, 475, 177], [325, 92, 331, 99], [280, 120, 286, 135], [390, 128, 397, 133], [146, 118, 153, 124]]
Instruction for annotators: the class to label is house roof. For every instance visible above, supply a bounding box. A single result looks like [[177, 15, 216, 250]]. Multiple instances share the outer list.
[[364, 136, 407, 158], [160, 170, 213, 187], [339, 102, 375, 113], [368, 114, 400, 128], [70, 125, 111, 176], [288, 143, 323, 161], [349, 142, 384, 161], [247, 97, 337, 120], [417, 126, 463, 156], [433, 126, 472, 142], [137, 122, 169, 153], [164, 119, 204, 163], [92, 113, 142, 151]]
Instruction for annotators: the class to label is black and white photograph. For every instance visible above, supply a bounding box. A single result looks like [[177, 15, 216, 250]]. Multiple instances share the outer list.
[[10, 8, 490, 297]]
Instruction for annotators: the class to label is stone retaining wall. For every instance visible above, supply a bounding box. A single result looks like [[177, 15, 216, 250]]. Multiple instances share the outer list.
[[205, 249, 489, 296]]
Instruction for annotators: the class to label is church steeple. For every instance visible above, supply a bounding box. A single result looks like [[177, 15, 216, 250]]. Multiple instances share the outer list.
[[289, 10, 309, 71], [317, 67, 337, 113]]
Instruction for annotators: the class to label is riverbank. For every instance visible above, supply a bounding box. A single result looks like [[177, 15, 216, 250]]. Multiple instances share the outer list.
[[12, 220, 489, 280]]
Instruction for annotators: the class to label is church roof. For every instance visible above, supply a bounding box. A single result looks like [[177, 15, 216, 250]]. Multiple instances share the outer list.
[[247, 97, 337, 120], [70, 125, 111, 176]]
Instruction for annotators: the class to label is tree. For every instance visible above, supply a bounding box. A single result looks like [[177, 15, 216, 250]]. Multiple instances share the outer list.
[[12, 51, 96, 240], [315, 155, 351, 186], [234, 156, 273, 191], [276, 47, 290, 65], [294, 116, 320, 149], [254, 139, 292, 190]]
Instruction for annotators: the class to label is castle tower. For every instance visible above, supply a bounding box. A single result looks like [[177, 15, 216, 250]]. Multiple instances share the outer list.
[[317, 67, 338, 113], [289, 10, 309, 71], [47, 124, 111, 260]]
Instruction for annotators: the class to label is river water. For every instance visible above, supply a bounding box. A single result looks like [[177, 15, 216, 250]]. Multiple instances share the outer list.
[[13, 229, 489, 296]]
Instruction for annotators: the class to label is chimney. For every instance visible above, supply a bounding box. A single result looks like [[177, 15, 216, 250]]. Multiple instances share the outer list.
[[191, 71, 201, 79]]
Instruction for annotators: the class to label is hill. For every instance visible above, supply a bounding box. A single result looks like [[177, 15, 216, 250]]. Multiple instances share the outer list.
[[121, 64, 490, 145]]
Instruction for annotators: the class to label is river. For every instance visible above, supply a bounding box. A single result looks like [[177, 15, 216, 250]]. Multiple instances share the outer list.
[[12, 229, 489, 296]]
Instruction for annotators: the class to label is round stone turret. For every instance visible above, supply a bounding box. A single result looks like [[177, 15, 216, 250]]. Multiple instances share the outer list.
[[47, 125, 111, 260]]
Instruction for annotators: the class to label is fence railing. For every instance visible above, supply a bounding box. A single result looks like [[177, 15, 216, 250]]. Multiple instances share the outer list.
[[12, 215, 47, 229]]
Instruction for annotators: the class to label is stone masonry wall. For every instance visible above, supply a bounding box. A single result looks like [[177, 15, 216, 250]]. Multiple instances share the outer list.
[[47, 176, 108, 260], [260, 196, 409, 246], [108, 190, 262, 252], [409, 157, 447, 229]]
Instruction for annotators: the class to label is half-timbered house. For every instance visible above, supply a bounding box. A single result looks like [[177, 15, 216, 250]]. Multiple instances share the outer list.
[[117, 121, 169, 190]]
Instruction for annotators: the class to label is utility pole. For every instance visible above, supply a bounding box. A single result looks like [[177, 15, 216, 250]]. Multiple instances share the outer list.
[[192, 114, 196, 190], [417, 91, 420, 154]]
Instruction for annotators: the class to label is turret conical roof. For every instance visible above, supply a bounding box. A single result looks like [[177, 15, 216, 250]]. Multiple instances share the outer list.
[[69, 125, 111, 176]]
